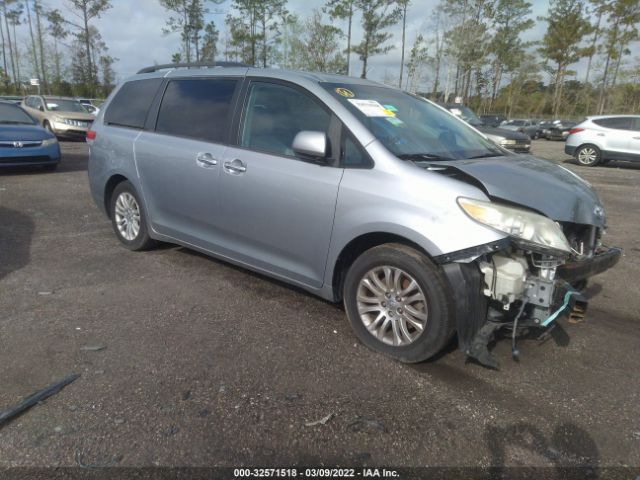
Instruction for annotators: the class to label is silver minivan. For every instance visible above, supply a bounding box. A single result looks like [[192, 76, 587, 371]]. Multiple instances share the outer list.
[[88, 64, 621, 368]]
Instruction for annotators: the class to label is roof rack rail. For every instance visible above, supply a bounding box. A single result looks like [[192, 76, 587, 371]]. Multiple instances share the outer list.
[[137, 61, 250, 74]]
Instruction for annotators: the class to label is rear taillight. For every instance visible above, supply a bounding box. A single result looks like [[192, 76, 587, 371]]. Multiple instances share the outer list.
[[86, 130, 96, 140], [568, 128, 584, 135]]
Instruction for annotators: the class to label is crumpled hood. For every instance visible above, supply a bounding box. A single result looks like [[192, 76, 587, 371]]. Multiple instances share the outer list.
[[436, 155, 606, 228], [0, 124, 54, 141], [476, 125, 530, 141]]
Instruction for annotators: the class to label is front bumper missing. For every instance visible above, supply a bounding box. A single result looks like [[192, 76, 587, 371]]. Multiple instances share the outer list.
[[442, 244, 622, 368]]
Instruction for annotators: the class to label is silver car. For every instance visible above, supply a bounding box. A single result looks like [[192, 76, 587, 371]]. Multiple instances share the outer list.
[[87, 64, 621, 367], [565, 115, 640, 166]]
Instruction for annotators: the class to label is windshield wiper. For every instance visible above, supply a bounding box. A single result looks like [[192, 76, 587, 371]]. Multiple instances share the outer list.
[[397, 153, 456, 162], [466, 152, 503, 159]]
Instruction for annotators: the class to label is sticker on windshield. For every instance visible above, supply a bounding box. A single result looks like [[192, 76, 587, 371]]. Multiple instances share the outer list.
[[386, 117, 404, 126], [348, 99, 396, 117], [335, 87, 355, 98], [383, 104, 398, 113]]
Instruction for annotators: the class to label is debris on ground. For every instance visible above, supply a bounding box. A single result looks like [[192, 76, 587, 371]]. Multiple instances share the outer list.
[[0, 373, 80, 427], [347, 417, 388, 433], [80, 345, 106, 352], [304, 413, 334, 427]]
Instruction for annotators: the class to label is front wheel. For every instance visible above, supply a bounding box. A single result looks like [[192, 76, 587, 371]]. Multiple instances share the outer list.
[[343, 244, 454, 363], [575, 144, 601, 167], [109, 181, 155, 251]]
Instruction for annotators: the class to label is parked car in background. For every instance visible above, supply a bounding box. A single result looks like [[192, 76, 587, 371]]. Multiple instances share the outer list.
[[0, 101, 60, 170], [442, 104, 531, 153], [565, 115, 640, 167], [480, 114, 506, 128], [77, 98, 100, 115], [544, 120, 577, 141], [21, 95, 95, 140], [500, 119, 540, 138], [537, 120, 556, 139], [0, 95, 24, 105], [88, 64, 620, 367]]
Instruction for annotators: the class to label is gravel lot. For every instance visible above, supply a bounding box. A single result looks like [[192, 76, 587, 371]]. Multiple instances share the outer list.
[[0, 140, 639, 471]]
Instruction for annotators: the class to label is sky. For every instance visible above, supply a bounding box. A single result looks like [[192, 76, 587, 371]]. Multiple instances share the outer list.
[[44, 0, 563, 85]]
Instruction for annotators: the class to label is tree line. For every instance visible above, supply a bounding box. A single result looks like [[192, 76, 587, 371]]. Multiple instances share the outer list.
[[0, 0, 114, 98], [1, 0, 638, 117]]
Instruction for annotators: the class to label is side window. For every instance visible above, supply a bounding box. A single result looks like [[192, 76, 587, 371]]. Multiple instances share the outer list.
[[104, 78, 163, 129], [593, 117, 633, 130], [632, 118, 640, 132], [240, 82, 331, 157], [341, 134, 371, 168], [25, 97, 33, 108], [156, 78, 237, 143]]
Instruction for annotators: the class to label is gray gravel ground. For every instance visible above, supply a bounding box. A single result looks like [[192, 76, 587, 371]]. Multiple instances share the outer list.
[[0, 140, 639, 470]]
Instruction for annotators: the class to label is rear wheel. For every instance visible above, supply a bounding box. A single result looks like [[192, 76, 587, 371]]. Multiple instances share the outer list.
[[109, 181, 155, 251], [343, 244, 454, 363], [575, 144, 601, 167]]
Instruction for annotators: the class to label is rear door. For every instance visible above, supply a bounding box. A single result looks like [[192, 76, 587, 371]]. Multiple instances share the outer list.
[[629, 117, 640, 160], [216, 79, 344, 288], [593, 117, 634, 154], [135, 77, 240, 248]]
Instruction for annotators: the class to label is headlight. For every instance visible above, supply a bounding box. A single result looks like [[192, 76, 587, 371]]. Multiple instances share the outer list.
[[42, 137, 58, 146], [499, 139, 516, 145], [458, 197, 571, 254]]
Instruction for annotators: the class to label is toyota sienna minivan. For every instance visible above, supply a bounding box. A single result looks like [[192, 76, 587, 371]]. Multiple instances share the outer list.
[[87, 63, 621, 367]]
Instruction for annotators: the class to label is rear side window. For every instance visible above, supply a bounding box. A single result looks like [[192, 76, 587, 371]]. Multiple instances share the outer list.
[[592, 117, 633, 130], [105, 78, 163, 129], [155, 78, 237, 143]]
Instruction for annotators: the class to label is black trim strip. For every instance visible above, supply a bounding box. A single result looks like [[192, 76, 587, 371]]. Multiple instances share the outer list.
[[433, 238, 511, 264]]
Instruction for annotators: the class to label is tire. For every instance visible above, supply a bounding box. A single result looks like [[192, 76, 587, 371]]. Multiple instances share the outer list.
[[575, 144, 601, 167], [343, 243, 454, 363], [109, 181, 156, 251]]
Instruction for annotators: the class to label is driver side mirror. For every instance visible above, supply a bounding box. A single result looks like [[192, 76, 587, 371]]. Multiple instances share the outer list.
[[292, 131, 328, 161], [37, 105, 44, 111]]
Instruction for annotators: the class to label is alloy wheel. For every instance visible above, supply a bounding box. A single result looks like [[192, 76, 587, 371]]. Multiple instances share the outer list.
[[114, 192, 141, 241], [356, 266, 428, 346], [577, 147, 598, 165]]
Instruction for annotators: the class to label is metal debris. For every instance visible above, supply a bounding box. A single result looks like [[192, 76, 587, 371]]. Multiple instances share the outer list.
[[304, 413, 334, 427], [80, 345, 106, 352]]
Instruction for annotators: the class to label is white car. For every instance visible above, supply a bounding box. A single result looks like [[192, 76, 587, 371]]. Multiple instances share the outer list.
[[565, 115, 640, 166]]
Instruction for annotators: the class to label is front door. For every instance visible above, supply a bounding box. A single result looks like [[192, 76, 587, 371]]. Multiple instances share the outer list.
[[217, 80, 344, 288], [135, 77, 239, 248]]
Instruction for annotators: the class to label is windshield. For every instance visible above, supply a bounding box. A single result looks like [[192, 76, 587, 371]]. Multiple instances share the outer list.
[[0, 103, 35, 124], [322, 83, 502, 161], [46, 99, 88, 113], [506, 120, 526, 126], [446, 105, 483, 127]]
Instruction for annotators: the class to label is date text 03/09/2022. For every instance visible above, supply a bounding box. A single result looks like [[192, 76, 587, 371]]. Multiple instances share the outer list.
[[233, 468, 400, 478]]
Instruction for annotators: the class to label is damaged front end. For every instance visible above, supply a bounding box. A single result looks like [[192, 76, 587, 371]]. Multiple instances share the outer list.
[[438, 199, 621, 369]]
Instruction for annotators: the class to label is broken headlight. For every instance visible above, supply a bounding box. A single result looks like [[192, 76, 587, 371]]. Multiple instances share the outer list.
[[457, 197, 571, 255]]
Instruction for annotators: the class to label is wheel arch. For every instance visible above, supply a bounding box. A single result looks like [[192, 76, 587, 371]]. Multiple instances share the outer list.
[[329, 232, 434, 302], [103, 174, 129, 218]]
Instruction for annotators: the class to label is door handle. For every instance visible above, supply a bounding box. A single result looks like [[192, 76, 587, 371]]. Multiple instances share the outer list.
[[196, 152, 217, 168], [224, 160, 247, 174]]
